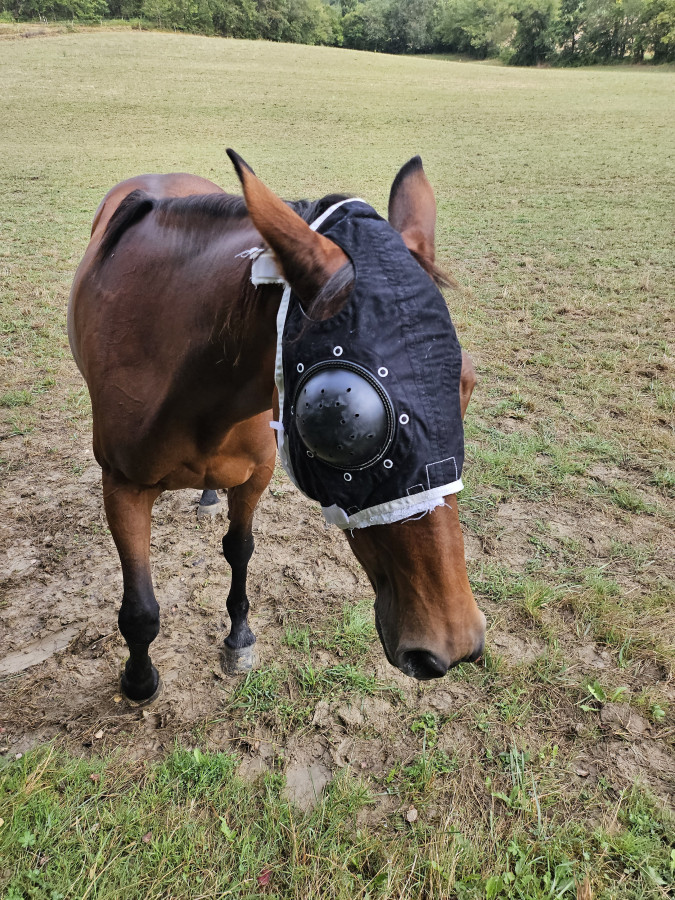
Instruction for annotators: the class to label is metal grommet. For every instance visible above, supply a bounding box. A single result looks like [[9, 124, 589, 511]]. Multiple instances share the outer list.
[[399, 413, 409, 425], [378, 367, 388, 378], [383, 459, 393, 469], [344, 472, 352, 481], [333, 346, 343, 357], [307, 450, 314, 458], [297, 363, 305, 373]]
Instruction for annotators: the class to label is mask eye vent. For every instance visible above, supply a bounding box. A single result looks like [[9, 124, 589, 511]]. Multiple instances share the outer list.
[[293, 361, 395, 470]]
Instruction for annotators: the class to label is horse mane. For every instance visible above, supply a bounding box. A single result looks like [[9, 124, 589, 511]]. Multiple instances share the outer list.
[[97, 190, 349, 260], [98, 190, 155, 260], [156, 192, 251, 223]]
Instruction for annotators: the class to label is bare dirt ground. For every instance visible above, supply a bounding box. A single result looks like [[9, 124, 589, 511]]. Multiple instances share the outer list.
[[1, 369, 673, 815], [0, 407, 363, 750]]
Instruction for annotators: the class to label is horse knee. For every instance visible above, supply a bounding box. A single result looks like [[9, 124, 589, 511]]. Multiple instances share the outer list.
[[222, 532, 255, 570], [118, 592, 160, 645]]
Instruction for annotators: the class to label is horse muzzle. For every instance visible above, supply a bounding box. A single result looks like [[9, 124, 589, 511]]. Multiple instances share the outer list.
[[395, 633, 486, 680], [375, 598, 486, 681]]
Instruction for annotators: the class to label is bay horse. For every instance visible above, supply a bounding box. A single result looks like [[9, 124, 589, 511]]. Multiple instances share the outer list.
[[68, 152, 486, 704]]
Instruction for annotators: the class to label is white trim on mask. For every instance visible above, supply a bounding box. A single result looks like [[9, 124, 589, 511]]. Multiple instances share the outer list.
[[321, 479, 463, 530], [271, 283, 300, 491], [308, 198, 365, 232]]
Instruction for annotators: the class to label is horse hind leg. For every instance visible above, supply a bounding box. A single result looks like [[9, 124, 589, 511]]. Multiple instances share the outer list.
[[197, 488, 222, 518], [220, 464, 272, 675], [103, 472, 162, 703]]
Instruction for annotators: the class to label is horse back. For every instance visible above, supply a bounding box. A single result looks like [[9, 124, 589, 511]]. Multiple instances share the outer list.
[[70, 174, 225, 371]]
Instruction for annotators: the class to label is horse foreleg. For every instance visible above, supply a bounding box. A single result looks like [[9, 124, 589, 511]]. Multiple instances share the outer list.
[[220, 464, 272, 674], [103, 472, 162, 703]]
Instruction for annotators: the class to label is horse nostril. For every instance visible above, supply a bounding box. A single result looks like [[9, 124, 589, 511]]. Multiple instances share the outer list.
[[398, 649, 448, 681]]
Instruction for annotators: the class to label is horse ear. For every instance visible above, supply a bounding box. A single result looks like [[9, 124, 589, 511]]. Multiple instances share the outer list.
[[227, 149, 348, 302], [388, 156, 436, 266]]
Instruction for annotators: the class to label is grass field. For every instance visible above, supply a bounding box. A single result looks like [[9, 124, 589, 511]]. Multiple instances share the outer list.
[[0, 30, 674, 899]]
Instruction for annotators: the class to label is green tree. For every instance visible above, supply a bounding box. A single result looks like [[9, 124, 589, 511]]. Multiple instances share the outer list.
[[578, 0, 635, 59], [508, 0, 556, 64], [554, 0, 585, 57], [342, 0, 389, 49], [255, 0, 287, 39], [107, 0, 141, 16], [210, 0, 259, 36], [21, 0, 110, 17], [639, 0, 675, 59], [436, 0, 513, 57], [283, 0, 339, 42], [385, 0, 438, 51]]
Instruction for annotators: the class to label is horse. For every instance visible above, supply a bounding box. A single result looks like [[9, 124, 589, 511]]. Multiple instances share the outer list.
[[68, 151, 486, 704]]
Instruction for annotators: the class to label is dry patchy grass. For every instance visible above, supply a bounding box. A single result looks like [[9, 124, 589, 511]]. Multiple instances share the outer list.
[[0, 32, 673, 900]]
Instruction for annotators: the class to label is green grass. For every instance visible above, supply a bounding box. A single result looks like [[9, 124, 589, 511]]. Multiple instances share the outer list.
[[223, 662, 400, 734], [469, 559, 675, 669], [470, 562, 564, 617], [283, 598, 376, 661], [1, 29, 674, 900], [2, 747, 673, 899], [0, 390, 33, 408]]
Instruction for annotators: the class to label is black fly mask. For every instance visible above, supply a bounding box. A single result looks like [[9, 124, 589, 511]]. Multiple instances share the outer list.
[[253, 198, 465, 530]]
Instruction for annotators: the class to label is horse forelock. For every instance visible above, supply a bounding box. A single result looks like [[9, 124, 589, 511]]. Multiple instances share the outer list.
[[291, 194, 352, 224]]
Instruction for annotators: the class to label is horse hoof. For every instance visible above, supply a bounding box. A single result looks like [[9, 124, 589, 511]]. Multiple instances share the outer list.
[[120, 669, 163, 706], [221, 643, 256, 675], [198, 500, 222, 519]]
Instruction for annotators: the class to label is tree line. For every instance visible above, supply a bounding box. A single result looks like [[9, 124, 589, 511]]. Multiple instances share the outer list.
[[2, 0, 674, 63]]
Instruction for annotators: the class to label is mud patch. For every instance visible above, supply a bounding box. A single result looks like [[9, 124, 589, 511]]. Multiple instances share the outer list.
[[283, 759, 333, 811], [586, 737, 675, 801], [490, 629, 545, 665], [600, 703, 650, 737], [0, 539, 40, 579]]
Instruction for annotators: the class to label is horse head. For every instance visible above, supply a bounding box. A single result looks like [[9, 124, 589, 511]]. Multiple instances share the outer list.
[[229, 150, 486, 680]]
